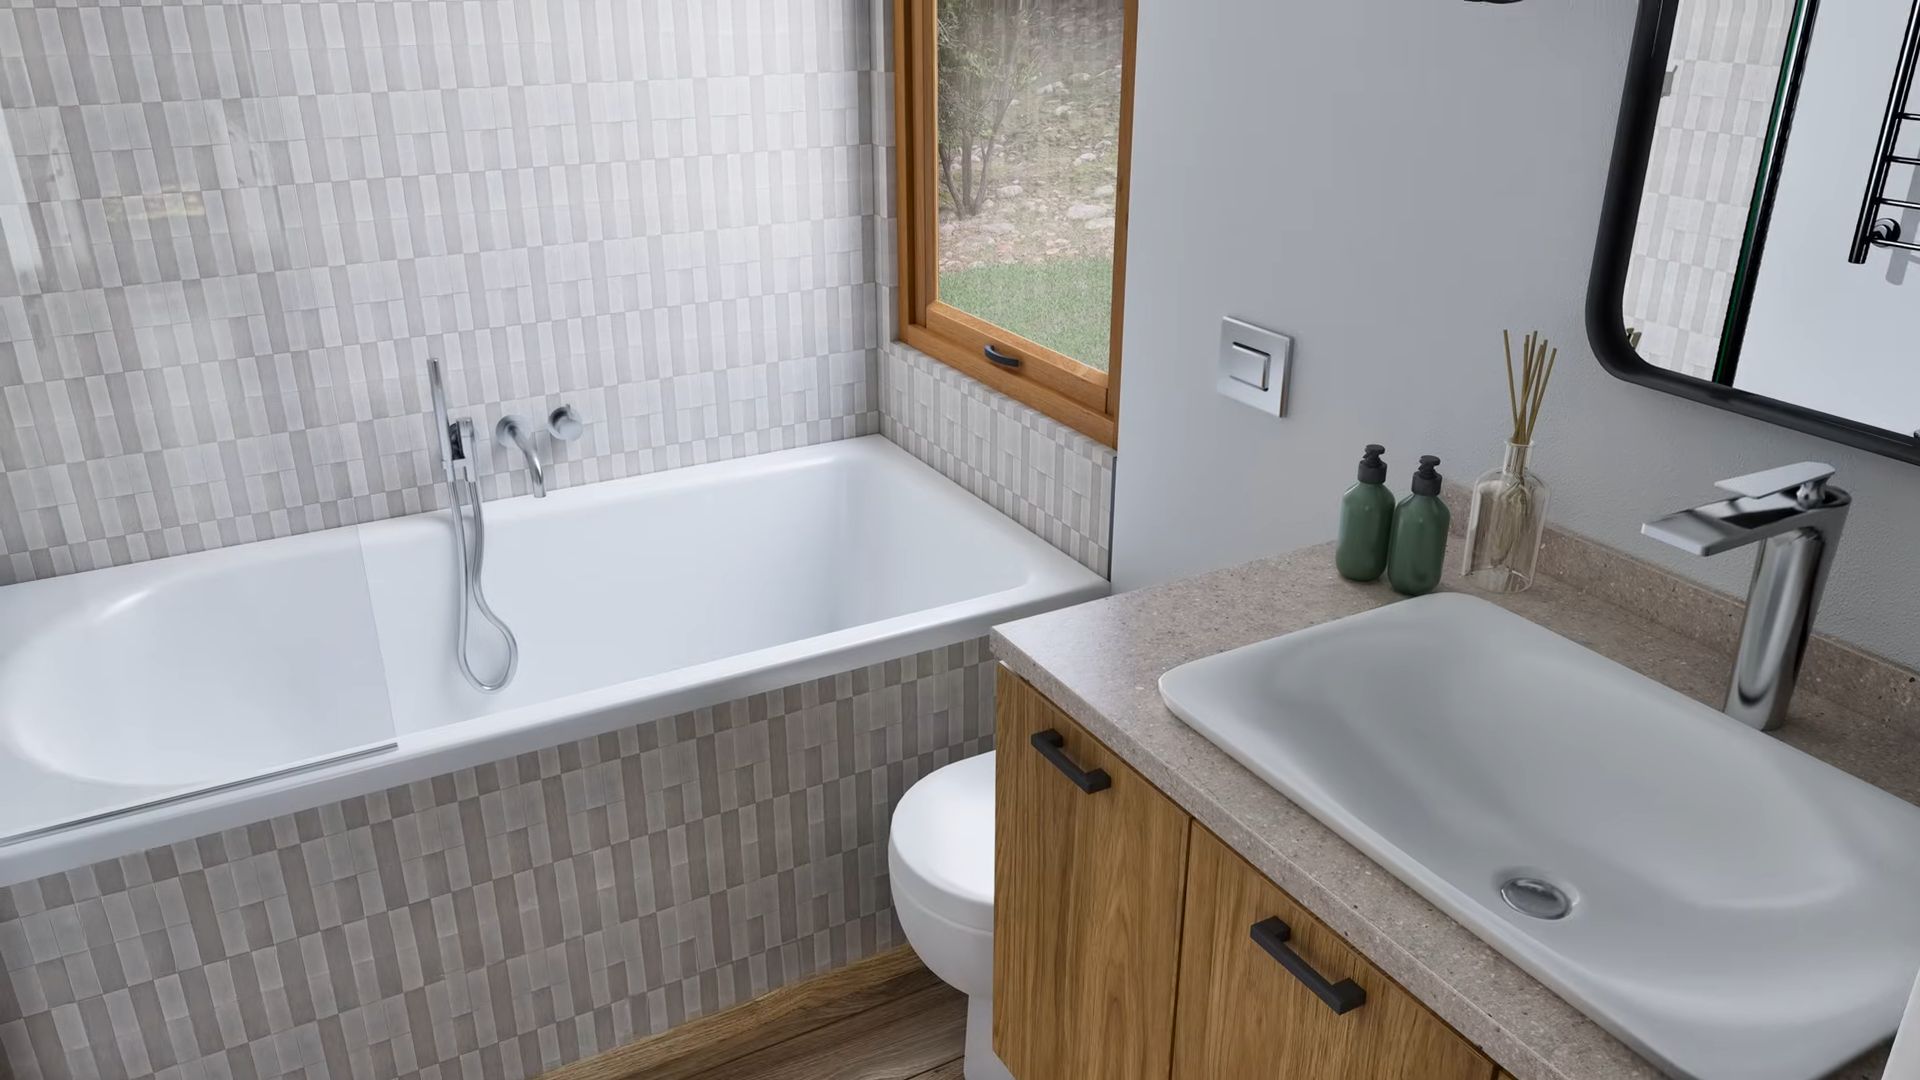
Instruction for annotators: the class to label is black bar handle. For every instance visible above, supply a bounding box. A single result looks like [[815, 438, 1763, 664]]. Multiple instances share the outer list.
[[1030, 730, 1110, 793], [984, 343, 1022, 368], [1250, 918, 1366, 1015]]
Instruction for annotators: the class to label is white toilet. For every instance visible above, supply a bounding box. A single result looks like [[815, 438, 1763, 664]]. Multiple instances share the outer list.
[[889, 751, 1012, 1080]]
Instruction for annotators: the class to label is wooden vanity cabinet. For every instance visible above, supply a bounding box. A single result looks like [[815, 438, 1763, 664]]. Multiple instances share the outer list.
[[992, 667, 1191, 1080], [993, 669, 1497, 1080], [1173, 829, 1493, 1080]]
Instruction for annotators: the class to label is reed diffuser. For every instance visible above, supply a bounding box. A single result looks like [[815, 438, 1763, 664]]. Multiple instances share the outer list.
[[1461, 330, 1557, 593]]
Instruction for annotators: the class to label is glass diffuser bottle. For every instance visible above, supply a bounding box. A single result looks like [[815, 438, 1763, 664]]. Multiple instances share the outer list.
[[1462, 330, 1558, 594], [1462, 441, 1550, 592]]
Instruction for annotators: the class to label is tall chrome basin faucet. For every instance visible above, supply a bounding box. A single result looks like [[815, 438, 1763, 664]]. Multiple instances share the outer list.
[[1641, 463, 1851, 732]]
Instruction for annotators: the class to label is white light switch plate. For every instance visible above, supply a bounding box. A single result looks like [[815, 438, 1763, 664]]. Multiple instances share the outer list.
[[1217, 317, 1292, 416]]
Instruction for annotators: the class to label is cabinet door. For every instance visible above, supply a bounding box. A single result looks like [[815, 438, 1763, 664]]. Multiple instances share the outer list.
[[1174, 828, 1495, 1080], [993, 668, 1191, 1080]]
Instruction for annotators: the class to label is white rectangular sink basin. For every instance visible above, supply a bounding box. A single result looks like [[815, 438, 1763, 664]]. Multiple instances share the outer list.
[[1159, 593, 1920, 1080]]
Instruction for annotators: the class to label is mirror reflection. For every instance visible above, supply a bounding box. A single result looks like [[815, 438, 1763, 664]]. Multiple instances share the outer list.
[[1623, 0, 1920, 436]]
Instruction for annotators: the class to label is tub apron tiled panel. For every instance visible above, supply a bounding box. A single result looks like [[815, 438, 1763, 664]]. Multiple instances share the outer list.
[[0, 640, 992, 1080]]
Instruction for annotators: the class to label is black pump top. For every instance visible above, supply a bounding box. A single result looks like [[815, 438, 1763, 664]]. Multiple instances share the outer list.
[[1357, 444, 1387, 484], [1410, 455, 1442, 496]]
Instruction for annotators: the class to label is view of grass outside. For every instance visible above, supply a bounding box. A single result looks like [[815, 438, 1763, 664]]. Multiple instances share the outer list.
[[935, 0, 1124, 373], [941, 258, 1113, 370]]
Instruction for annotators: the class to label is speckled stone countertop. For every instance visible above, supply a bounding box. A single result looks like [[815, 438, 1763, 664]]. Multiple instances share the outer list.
[[990, 542, 1909, 1080]]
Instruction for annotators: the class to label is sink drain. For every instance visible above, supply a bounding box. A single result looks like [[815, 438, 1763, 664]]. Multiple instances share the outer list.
[[1499, 877, 1573, 920]]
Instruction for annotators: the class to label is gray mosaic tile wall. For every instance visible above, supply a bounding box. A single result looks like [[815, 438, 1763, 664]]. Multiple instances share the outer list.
[[0, 0, 885, 585], [0, 638, 994, 1080], [1624, 0, 1794, 380], [879, 342, 1115, 578]]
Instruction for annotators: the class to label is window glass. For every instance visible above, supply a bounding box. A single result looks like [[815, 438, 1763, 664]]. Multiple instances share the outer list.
[[934, 0, 1126, 373]]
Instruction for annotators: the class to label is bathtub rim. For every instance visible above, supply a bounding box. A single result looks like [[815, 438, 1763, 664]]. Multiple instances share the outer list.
[[0, 436, 1106, 888]]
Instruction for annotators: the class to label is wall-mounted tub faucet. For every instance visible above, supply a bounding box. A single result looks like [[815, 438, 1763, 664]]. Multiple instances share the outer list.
[[494, 405, 584, 499], [1641, 462, 1851, 732], [494, 416, 546, 497], [429, 359, 519, 693]]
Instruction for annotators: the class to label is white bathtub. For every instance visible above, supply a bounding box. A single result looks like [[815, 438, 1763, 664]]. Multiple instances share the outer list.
[[0, 437, 1106, 885]]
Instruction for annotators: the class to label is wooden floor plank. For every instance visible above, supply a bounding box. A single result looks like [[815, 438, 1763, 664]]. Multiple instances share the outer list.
[[698, 982, 968, 1080], [909, 1058, 968, 1080], [546, 948, 941, 1080]]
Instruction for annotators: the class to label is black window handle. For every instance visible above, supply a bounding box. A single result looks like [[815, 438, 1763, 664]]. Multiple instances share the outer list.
[[1250, 917, 1367, 1015], [1030, 730, 1110, 793], [984, 343, 1022, 368]]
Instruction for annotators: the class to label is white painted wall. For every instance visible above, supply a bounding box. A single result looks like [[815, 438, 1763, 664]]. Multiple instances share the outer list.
[[1112, 0, 1920, 669], [1736, 0, 1920, 433]]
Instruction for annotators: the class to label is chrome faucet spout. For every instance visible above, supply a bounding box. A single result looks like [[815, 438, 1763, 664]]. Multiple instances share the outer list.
[[494, 416, 547, 497], [1641, 490, 1849, 557], [1642, 463, 1850, 732]]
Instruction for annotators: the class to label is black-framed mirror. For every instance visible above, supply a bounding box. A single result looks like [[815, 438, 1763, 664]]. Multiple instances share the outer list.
[[1589, 0, 1920, 464]]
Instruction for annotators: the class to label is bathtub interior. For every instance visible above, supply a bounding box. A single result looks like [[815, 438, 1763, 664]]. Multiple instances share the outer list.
[[0, 439, 1079, 849], [366, 442, 1037, 734], [0, 536, 397, 843]]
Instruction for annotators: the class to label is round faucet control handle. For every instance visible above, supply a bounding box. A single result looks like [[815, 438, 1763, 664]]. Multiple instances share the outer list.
[[548, 405, 585, 441]]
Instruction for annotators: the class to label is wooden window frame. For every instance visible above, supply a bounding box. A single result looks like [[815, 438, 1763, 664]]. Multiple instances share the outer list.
[[892, 0, 1137, 448]]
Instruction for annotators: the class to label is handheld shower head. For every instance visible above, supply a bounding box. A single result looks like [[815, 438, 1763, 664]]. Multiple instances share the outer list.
[[426, 357, 519, 693], [428, 359, 476, 483]]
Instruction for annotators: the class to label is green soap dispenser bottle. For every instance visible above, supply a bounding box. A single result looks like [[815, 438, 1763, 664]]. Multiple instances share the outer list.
[[1388, 455, 1450, 597], [1335, 444, 1394, 582]]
